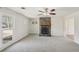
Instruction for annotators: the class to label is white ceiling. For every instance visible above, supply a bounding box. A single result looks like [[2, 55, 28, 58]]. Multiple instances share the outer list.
[[8, 7, 79, 18]]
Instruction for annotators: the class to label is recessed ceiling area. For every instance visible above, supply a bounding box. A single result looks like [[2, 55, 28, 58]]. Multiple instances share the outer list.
[[8, 7, 79, 18]]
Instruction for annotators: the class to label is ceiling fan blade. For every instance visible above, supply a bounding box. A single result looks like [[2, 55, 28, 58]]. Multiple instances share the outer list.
[[21, 7, 26, 9], [49, 13, 56, 15], [38, 10, 45, 13], [50, 9, 55, 12]]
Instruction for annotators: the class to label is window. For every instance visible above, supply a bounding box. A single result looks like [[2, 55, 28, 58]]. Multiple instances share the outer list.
[[2, 15, 13, 30]]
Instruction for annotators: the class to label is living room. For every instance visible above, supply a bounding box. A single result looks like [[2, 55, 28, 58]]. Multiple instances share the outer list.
[[0, 7, 79, 52]]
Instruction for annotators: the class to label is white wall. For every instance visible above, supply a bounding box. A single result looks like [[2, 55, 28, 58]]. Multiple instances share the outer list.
[[0, 14, 2, 48], [51, 16, 64, 36], [0, 8, 29, 49], [28, 17, 39, 34], [13, 12, 29, 40], [74, 15, 79, 44], [64, 17, 74, 35], [29, 16, 64, 36]]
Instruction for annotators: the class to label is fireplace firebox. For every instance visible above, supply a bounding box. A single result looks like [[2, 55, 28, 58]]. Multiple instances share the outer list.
[[40, 25, 51, 36]]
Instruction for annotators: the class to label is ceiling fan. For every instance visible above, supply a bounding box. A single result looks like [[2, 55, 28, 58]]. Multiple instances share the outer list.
[[38, 8, 56, 16]]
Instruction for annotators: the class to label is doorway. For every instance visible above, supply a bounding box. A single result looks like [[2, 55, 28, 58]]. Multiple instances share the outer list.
[[65, 17, 74, 40]]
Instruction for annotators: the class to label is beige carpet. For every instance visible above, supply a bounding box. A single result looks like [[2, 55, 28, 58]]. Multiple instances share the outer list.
[[2, 35, 79, 52]]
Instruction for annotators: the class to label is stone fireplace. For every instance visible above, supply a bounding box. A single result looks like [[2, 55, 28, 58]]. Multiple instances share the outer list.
[[39, 17, 51, 36]]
